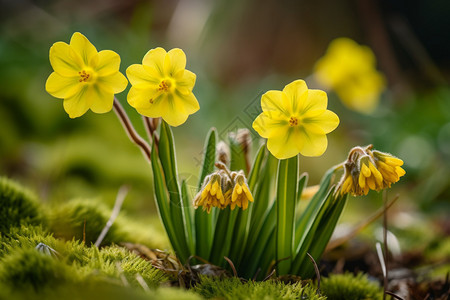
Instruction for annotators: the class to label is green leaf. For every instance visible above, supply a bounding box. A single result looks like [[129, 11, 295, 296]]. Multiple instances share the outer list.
[[247, 145, 266, 191], [299, 194, 348, 277], [275, 156, 298, 275], [241, 201, 277, 278], [290, 187, 337, 275], [294, 167, 335, 250], [150, 140, 183, 260], [228, 144, 266, 266], [194, 128, 217, 260], [181, 180, 195, 254], [296, 173, 309, 203], [209, 208, 239, 266], [248, 153, 277, 239], [158, 121, 190, 262]]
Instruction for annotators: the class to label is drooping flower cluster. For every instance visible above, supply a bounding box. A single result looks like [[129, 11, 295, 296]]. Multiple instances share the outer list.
[[314, 38, 385, 114], [193, 164, 253, 213], [252, 79, 339, 159], [338, 145, 406, 196]]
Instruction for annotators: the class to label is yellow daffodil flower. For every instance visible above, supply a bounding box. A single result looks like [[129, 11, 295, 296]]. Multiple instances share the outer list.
[[230, 172, 253, 210], [314, 38, 385, 114], [252, 79, 339, 159], [338, 145, 405, 196], [126, 47, 199, 127], [45, 32, 128, 118]]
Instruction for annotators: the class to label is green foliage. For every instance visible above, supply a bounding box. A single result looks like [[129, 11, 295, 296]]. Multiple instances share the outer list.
[[48, 199, 128, 246], [76, 245, 168, 288], [0, 177, 44, 234], [193, 276, 325, 300], [0, 248, 75, 291], [0, 225, 59, 258], [320, 272, 383, 300]]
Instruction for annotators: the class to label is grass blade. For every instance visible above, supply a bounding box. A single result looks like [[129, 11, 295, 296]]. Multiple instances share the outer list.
[[158, 121, 190, 262], [194, 128, 217, 260], [276, 156, 298, 275]]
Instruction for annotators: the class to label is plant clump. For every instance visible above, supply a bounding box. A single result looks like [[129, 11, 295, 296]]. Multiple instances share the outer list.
[[0, 177, 44, 235], [319, 272, 383, 300], [193, 276, 325, 300]]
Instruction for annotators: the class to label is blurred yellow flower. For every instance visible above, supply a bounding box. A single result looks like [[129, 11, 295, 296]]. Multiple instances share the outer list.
[[314, 38, 385, 114], [126, 48, 199, 127], [45, 32, 128, 118], [252, 80, 339, 159]]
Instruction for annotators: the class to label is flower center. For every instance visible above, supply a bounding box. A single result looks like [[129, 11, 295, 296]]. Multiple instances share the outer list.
[[289, 116, 299, 127], [78, 69, 96, 83], [158, 79, 172, 92]]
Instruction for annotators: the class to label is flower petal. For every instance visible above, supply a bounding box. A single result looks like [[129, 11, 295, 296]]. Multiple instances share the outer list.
[[127, 86, 160, 109], [161, 93, 196, 126], [45, 72, 81, 99], [142, 47, 166, 76], [98, 72, 128, 94], [283, 79, 308, 114], [49, 42, 82, 76], [96, 50, 121, 76], [70, 32, 98, 66], [303, 109, 339, 133], [299, 89, 328, 114], [252, 112, 287, 138], [63, 85, 93, 118], [89, 85, 115, 114], [176, 70, 196, 93], [261, 90, 289, 116], [297, 128, 328, 157], [266, 127, 303, 159], [126, 64, 160, 88], [166, 48, 187, 76]]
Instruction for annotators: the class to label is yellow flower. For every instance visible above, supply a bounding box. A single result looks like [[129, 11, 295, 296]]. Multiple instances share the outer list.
[[357, 156, 384, 195], [372, 150, 406, 188], [193, 173, 229, 213], [314, 38, 385, 114], [252, 79, 339, 159], [45, 32, 128, 118], [230, 171, 253, 210], [337, 145, 406, 196], [126, 48, 199, 127]]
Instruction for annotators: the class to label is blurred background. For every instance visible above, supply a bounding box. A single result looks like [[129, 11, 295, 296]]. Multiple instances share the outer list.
[[0, 0, 449, 271]]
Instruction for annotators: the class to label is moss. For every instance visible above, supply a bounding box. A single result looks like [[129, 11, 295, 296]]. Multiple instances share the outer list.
[[0, 248, 76, 292], [0, 225, 59, 258], [320, 272, 383, 300], [0, 177, 44, 234], [48, 199, 128, 246], [193, 276, 324, 300], [78, 245, 169, 288]]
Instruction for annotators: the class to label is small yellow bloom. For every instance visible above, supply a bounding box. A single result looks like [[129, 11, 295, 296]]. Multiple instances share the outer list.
[[193, 173, 229, 213], [372, 150, 406, 189], [357, 156, 383, 195], [230, 171, 253, 210], [126, 48, 199, 127], [252, 79, 339, 159], [314, 38, 385, 114], [45, 32, 128, 118], [337, 145, 406, 196]]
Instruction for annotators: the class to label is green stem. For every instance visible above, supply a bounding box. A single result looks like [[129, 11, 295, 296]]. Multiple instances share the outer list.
[[276, 156, 298, 275]]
